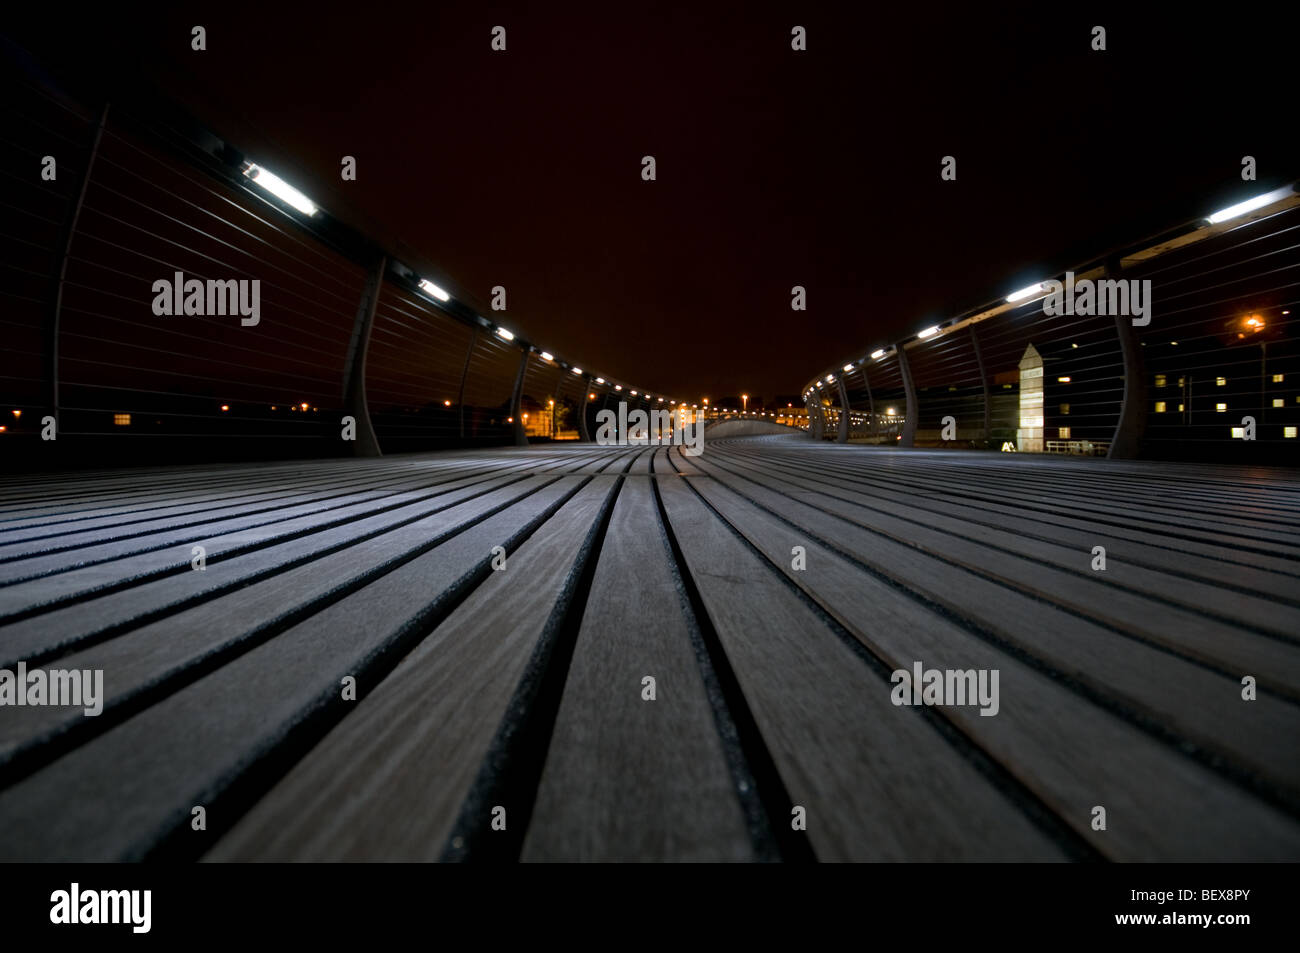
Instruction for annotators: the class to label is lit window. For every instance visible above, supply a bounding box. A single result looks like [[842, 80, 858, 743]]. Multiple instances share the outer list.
[[1216, 376, 1227, 387], [113, 414, 131, 426], [1178, 403, 1184, 412], [1060, 403, 1070, 415], [1216, 403, 1227, 412], [1002, 383, 1012, 389], [1285, 427, 1298, 439], [1058, 427, 1071, 439], [1178, 377, 1185, 387], [1274, 398, 1284, 408], [1154, 374, 1167, 387], [1154, 401, 1167, 413], [1231, 427, 1245, 438], [1058, 376, 1071, 383], [1273, 374, 1284, 383]]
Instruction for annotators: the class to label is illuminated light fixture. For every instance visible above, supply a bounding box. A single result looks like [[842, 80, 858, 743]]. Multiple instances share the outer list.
[[1006, 282, 1046, 303], [507, 417, 514, 424], [444, 399, 452, 407], [596, 377, 605, 384], [1071, 343, 1079, 348], [220, 404, 230, 412], [615, 385, 622, 391], [495, 327, 514, 341], [243, 164, 318, 216], [630, 389, 638, 395], [871, 349, 885, 359], [1245, 315, 1263, 329], [113, 413, 131, 426], [540, 351, 554, 361], [11, 410, 20, 418], [1206, 186, 1294, 224], [589, 393, 596, 400], [825, 375, 835, 383], [571, 367, 583, 376], [418, 279, 450, 302], [658, 397, 664, 402], [1058, 377, 1071, 383], [843, 364, 854, 372], [918, 325, 940, 339]]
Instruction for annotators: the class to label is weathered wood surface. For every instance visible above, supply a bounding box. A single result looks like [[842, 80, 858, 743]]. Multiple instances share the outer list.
[[0, 436, 1296, 861]]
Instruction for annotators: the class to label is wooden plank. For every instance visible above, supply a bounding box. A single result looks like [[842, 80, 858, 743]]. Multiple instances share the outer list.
[[653, 471, 1067, 861], [207, 473, 637, 860], [701, 451, 1300, 691], [521, 468, 754, 861], [0, 471, 601, 860], [676, 461, 1300, 859]]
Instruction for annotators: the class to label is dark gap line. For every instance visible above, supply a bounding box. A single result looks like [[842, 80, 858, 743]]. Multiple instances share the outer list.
[[649, 447, 807, 863], [438, 450, 641, 862]]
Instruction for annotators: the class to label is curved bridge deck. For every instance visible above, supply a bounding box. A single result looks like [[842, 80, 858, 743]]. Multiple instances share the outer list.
[[1, 435, 1298, 861]]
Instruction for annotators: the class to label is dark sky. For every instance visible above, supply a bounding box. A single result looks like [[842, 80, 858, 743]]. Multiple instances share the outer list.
[[15, 2, 1299, 402]]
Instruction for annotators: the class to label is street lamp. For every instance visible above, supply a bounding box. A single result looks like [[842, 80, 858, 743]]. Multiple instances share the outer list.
[[742, 394, 749, 414]]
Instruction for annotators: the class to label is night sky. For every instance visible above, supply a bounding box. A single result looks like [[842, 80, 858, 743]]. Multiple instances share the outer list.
[[14, 2, 1299, 402]]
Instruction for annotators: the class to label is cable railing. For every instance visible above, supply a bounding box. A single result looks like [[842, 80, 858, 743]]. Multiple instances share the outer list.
[[0, 42, 678, 467], [802, 185, 1300, 463]]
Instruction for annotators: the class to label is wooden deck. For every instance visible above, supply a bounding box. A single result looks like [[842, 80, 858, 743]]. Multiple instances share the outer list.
[[0, 434, 1298, 862]]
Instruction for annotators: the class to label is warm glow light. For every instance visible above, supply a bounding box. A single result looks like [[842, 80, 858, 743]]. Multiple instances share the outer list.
[[418, 279, 450, 302], [220, 405, 229, 412], [615, 385, 622, 391], [10, 410, 19, 419], [507, 417, 514, 423], [843, 364, 854, 372], [630, 390, 638, 395], [243, 164, 318, 216], [301, 403, 309, 411], [495, 327, 514, 341], [596, 377, 605, 384], [918, 325, 940, 339], [871, 349, 885, 359], [444, 399, 452, 407], [1057, 377, 1071, 383], [540, 351, 554, 361], [572, 367, 583, 375], [886, 407, 896, 416], [1006, 283, 1046, 303]]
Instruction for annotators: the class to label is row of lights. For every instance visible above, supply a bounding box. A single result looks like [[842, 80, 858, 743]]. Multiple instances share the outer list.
[[241, 162, 678, 410], [804, 187, 1296, 399]]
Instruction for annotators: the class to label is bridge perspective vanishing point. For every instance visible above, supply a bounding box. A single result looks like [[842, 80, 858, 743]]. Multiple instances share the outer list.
[[2, 39, 1299, 863]]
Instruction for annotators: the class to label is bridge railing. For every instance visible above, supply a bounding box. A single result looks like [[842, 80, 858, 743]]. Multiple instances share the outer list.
[[803, 185, 1300, 462], [0, 41, 674, 466]]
